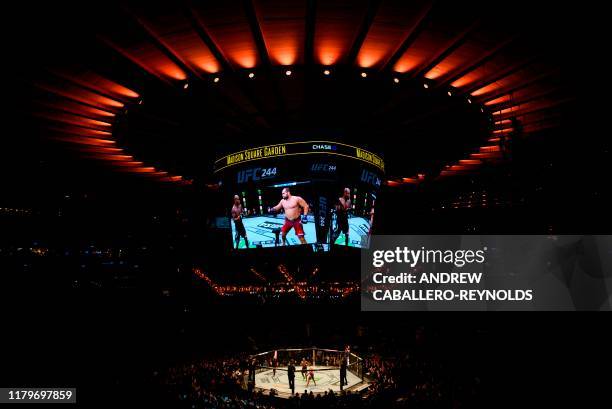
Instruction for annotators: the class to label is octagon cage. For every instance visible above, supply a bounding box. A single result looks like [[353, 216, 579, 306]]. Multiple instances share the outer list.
[[248, 347, 367, 397]]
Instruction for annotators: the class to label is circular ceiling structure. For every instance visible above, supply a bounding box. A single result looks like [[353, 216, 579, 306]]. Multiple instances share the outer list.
[[25, 0, 574, 188]]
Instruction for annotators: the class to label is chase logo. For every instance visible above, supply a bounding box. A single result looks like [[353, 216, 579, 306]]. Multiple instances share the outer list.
[[361, 169, 381, 187], [312, 144, 337, 151]]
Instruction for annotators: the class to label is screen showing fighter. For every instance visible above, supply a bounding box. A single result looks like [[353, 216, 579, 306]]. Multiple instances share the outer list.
[[330, 187, 375, 248], [268, 187, 309, 246], [231, 195, 249, 249], [331, 188, 351, 246]]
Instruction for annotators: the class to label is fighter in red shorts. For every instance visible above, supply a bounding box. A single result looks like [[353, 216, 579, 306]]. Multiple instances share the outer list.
[[268, 187, 309, 245]]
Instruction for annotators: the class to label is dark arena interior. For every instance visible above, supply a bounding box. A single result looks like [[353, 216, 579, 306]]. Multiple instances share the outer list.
[[2, 1, 611, 408]]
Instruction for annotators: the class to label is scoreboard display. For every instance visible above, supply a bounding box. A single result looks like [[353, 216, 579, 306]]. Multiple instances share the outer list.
[[216, 141, 384, 250]]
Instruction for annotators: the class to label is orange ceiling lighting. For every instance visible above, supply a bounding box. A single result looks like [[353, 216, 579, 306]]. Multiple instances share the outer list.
[[129, 167, 156, 173], [393, 55, 420, 74], [469, 152, 497, 159], [38, 83, 124, 109], [422, 43, 468, 80], [31, 3, 569, 187], [254, 0, 305, 66], [392, 33, 431, 72], [49, 126, 112, 139], [161, 176, 183, 182], [77, 147, 123, 154], [96, 155, 134, 161], [157, 63, 188, 81], [191, 54, 221, 73], [357, 50, 385, 69], [424, 45, 472, 80], [86, 129, 112, 137], [449, 165, 470, 171], [425, 27, 512, 82], [424, 66, 443, 80], [314, 0, 370, 66], [317, 40, 345, 66], [449, 40, 534, 89], [192, 1, 260, 69], [84, 118, 112, 128], [39, 99, 116, 119], [479, 145, 501, 153], [494, 119, 512, 126], [492, 106, 520, 116], [470, 82, 500, 97], [392, 8, 476, 75], [485, 95, 512, 106], [451, 73, 479, 88], [470, 65, 548, 99], [133, 10, 221, 74], [357, 0, 431, 69], [56, 136, 116, 146], [102, 37, 187, 81], [113, 161, 145, 167], [56, 70, 140, 99], [493, 128, 513, 134], [35, 111, 113, 131]]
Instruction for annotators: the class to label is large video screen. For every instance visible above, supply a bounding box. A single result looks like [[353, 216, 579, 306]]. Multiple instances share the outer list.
[[216, 141, 384, 250]]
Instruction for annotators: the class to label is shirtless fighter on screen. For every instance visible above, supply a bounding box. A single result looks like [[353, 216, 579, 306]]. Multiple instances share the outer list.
[[231, 195, 249, 249], [268, 187, 309, 245]]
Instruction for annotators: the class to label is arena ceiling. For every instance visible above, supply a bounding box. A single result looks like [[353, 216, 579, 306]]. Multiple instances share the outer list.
[[22, 0, 577, 188]]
